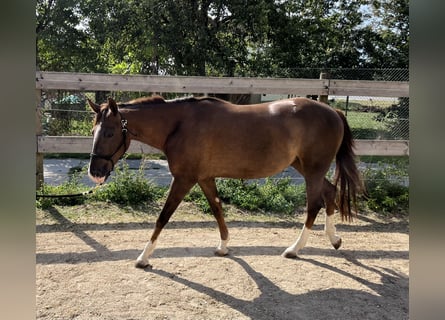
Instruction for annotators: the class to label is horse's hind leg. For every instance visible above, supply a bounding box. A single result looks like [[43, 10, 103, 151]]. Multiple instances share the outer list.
[[135, 177, 195, 268], [198, 178, 230, 256], [282, 174, 325, 258], [322, 178, 342, 250]]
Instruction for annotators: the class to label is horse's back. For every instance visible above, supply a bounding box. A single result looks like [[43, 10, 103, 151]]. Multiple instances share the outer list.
[[197, 96, 341, 123]]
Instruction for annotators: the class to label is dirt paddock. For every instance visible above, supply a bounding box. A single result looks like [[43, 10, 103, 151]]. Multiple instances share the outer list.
[[36, 204, 409, 319]]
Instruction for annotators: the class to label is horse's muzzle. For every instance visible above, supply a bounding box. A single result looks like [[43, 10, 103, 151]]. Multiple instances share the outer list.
[[88, 161, 112, 184], [88, 173, 107, 185]]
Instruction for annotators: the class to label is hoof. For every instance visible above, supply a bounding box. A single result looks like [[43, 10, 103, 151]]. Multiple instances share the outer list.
[[332, 238, 342, 250], [282, 249, 298, 259], [214, 248, 229, 256], [135, 260, 152, 269]]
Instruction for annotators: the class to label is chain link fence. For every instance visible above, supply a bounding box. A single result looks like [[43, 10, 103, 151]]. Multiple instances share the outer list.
[[282, 68, 409, 141], [325, 68, 409, 141], [39, 91, 93, 136]]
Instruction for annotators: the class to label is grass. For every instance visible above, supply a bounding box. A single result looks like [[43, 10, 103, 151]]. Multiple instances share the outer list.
[[330, 97, 407, 140], [345, 111, 388, 139]]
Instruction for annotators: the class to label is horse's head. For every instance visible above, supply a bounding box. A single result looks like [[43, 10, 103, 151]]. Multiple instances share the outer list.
[[87, 97, 129, 184]]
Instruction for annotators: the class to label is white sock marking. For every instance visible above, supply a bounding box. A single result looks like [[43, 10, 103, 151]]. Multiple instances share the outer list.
[[325, 214, 341, 245], [136, 240, 157, 265], [284, 225, 310, 256], [215, 238, 229, 255]]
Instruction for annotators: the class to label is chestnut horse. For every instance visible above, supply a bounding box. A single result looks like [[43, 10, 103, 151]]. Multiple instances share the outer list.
[[87, 96, 362, 268]]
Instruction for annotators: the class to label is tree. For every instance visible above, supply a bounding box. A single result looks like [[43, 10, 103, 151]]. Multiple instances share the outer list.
[[144, 0, 275, 76], [36, 0, 93, 71], [36, 0, 409, 75], [263, 0, 374, 73], [361, 0, 409, 68]]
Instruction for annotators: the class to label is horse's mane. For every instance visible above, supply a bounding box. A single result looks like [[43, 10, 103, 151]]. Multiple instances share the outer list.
[[119, 95, 166, 108], [167, 96, 221, 103]]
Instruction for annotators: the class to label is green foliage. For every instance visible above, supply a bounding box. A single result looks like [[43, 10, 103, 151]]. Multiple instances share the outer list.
[[37, 158, 409, 216], [127, 160, 408, 216], [362, 160, 409, 214], [183, 185, 212, 213], [217, 179, 263, 212], [36, 161, 167, 208], [92, 161, 167, 205], [36, 168, 90, 209], [374, 98, 409, 139], [42, 96, 93, 136], [36, 0, 408, 75], [184, 178, 306, 214], [368, 0, 409, 67], [43, 117, 92, 136], [36, 0, 95, 71]]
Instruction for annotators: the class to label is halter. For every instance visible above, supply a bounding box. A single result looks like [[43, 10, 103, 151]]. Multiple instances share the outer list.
[[90, 112, 131, 171]]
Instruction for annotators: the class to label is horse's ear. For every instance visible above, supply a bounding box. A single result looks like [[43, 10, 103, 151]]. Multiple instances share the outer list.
[[108, 97, 118, 115], [87, 98, 101, 114]]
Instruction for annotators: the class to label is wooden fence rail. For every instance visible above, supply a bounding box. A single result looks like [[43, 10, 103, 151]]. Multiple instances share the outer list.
[[36, 71, 409, 187], [36, 71, 409, 97], [37, 136, 409, 157]]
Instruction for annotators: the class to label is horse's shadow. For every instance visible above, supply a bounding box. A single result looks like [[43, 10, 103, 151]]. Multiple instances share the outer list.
[[145, 254, 408, 320]]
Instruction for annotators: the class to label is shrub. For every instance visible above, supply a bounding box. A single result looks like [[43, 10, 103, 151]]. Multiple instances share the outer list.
[[184, 178, 306, 214], [36, 168, 90, 209], [37, 157, 409, 217], [184, 185, 213, 213], [362, 160, 409, 214], [92, 161, 167, 205], [374, 98, 409, 140]]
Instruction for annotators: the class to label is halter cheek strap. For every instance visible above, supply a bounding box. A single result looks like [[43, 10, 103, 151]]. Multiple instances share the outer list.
[[90, 113, 130, 170]]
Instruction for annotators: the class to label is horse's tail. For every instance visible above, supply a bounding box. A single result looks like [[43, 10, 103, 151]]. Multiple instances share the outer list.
[[334, 110, 364, 221]]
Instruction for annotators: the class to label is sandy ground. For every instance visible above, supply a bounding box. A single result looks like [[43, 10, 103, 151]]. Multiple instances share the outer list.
[[36, 204, 408, 320]]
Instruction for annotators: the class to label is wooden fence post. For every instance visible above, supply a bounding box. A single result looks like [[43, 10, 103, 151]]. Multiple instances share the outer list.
[[319, 71, 329, 104], [36, 89, 44, 189]]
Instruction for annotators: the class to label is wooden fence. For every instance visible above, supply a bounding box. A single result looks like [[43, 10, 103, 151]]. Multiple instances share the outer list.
[[36, 71, 409, 187]]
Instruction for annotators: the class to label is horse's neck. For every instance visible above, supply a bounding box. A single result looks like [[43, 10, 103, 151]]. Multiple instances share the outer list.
[[121, 103, 183, 152]]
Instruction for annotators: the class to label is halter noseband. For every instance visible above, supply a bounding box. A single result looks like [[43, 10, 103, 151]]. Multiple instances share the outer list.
[[90, 112, 130, 170]]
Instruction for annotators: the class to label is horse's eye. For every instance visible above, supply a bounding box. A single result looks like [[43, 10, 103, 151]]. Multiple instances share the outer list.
[[103, 130, 114, 138]]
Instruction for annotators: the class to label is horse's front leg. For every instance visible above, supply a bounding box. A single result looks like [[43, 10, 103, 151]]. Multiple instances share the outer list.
[[198, 178, 230, 256], [135, 177, 195, 268]]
